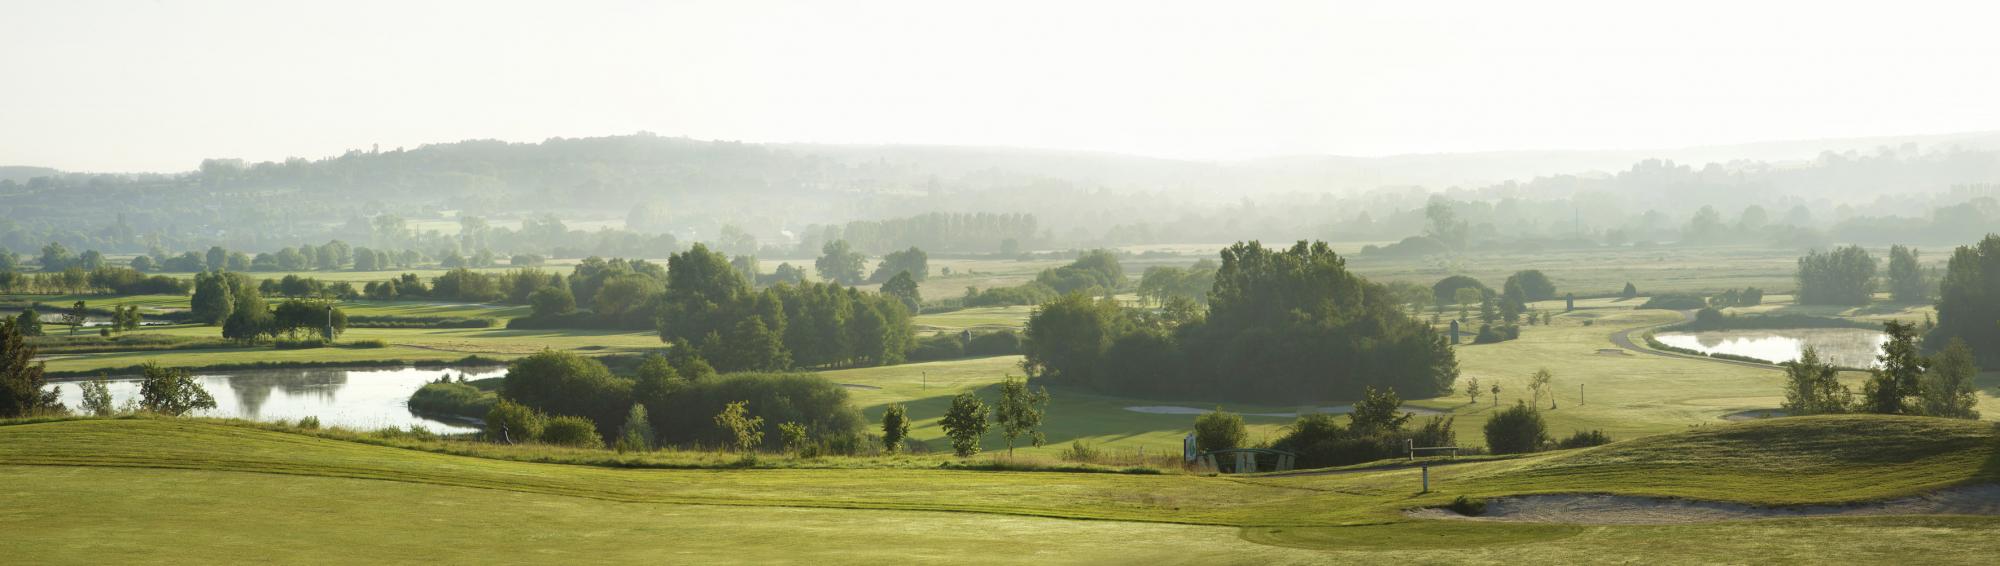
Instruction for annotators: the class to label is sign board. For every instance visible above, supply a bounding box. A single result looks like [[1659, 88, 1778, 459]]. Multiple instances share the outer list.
[[1183, 433, 1198, 462]]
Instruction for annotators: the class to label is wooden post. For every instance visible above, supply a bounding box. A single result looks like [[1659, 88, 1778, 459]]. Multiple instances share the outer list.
[[1421, 465, 1430, 493]]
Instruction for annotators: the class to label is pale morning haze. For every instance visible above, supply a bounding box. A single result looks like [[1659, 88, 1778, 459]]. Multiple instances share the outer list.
[[9, 2, 2000, 565], [6, 0, 2000, 171]]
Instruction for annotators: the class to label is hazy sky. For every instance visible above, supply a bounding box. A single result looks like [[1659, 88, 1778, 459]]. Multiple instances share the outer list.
[[5, 0, 2000, 172]]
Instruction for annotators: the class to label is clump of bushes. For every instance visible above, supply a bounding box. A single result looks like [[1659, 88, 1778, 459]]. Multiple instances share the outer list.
[[1267, 389, 1452, 469], [484, 399, 546, 443], [1483, 401, 1549, 454], [541, 415, 605, 448], [295, 416, 320, 429], [347, 339, 390, 348], [1059, 440, 1105, 463], [273, 338, 329, 349], [1472, 324, 1520, 344], [1556, 429, 1612, 449], [410, 381, 496, 419], [906, 334, 966, 361], [966, 330, 1021, 356]]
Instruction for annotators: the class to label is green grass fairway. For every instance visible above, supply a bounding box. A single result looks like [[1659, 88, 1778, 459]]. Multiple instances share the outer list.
[[5, 416, 2000, 563]]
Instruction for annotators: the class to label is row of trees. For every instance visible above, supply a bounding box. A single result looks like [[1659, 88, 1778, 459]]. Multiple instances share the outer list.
[[1023, 241, 1458, 403], [658, 245, 915, 372], [489, 349, 865, 451], [1794, 244, 1932, 306], [1782, 322, 1980, 419]]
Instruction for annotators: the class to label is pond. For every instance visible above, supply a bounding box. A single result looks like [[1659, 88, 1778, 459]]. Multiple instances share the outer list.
[[1653, 328, 1888, 368], [45, 366, 504, 434]]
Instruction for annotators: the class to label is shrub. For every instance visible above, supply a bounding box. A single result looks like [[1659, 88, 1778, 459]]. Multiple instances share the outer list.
[[1059, 440, 1105, 462], [779, 422, 813, 456], [965, 330, 1023, 356], [714, 400, 765, 452], [77, 377, 114, 416], [137, 363, 216, 416], [1483, 401, 1549, 454], [296, 416, 321, 429], [1556, 429, 1612, 449], [1192, 408, 1248, 452], [408, 381, 495, 419], [501, 350, 632, 437], [614, 403, 654, 452], [880, 403, 911, 454], [541, 415, 604, 448], [272, 338, 328, 349], [484, 399, 545, 443], [906, 334, 966, 362], [939, 392, 990, 457], [347, 339, 390, 348], [650, 372, 863, 451], [1447, 496, 1487, 516]]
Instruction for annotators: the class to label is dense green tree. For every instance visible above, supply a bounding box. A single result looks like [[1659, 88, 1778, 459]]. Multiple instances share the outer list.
[[1918, 338, 1980, 419], [15, 309, 42, 337], [1192, 407, 1247, 452], [1483, 401, 1548, 454], [815, 240, 867, 285], [129, 255, 155, 272], [0, 319, 62, 417], [1796, 245, 1877, 305], [500, 350, 632, 434], [992, 376, 1051, 456], [1020, 293, 1123, 385], [1863, 321, 1925, 414], [1887, 245, 1928, 303], [206, 246, 228, 271], [1432, 275, 1491, 306], [1781, 347, 1851, 415], [939, 392, 990, 457], [880, 403, 911, 454], [528, 285, 576, 318], [868, 246, 929, 283], [881, 270, 921, 313], [1034, 250, 1124, 294], [1136, 260, 1217, 306], [658, 244, 751, 344], [1929, 235, 2000, 365], [1347, 386, 1412, 433], [1504, 270, 1557, 301]]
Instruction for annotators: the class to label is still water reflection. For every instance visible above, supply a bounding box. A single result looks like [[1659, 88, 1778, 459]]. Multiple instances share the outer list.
[[48, 366, 504, 433], [1654, 328, 1888, 368]]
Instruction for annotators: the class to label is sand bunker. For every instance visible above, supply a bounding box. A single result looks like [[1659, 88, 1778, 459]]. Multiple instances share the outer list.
[[1124, 405, 1443, 417], [1721, 409, 1788, 421], [1408, 484, 2000, 525]]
